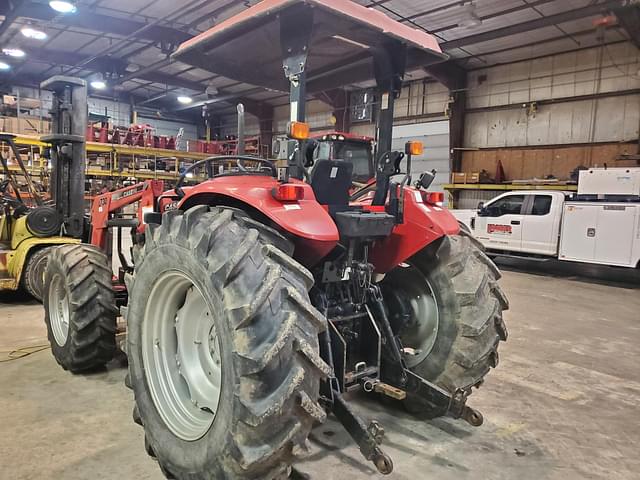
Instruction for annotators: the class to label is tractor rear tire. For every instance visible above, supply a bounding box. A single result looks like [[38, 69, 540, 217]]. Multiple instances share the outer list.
[[43, 244, 118, 372], [22, 246, 54, 302], [125, 206, 330, 480], [382, 234, 508, 415]]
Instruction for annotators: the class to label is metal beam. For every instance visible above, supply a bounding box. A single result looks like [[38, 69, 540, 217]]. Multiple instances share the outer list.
[[424, 62, 467, 90], [9, 46, 209, 98], [442, 1, 627, 50], [313, 88, 351, 131], [612, 3, 640, 48], [414, 0, 557, 34], [0, 1, 192, 44], [0, 0, 28, 40]]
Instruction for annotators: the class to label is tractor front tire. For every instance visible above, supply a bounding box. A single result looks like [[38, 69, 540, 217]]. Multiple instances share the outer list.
[[125, 207, 330, 480], [22, 246, 54, 302], [43, 244, 118, 372], [382, 234, 508, 415]]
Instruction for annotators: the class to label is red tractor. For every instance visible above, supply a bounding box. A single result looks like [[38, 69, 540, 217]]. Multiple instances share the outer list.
[[43, 1, 508, 478]]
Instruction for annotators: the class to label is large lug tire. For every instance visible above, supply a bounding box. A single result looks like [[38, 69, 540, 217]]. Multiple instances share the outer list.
[[125, 207, 330, 480], [382, 234, 508, 414], [43, 244, 118, 372], [22, 246, 54, 302]]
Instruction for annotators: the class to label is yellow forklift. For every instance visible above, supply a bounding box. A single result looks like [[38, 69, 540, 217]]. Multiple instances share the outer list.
[[0, 77, 87, 300]]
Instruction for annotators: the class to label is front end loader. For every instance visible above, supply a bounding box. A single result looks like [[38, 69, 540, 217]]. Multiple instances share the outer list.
[[42, 1, 509, 478]]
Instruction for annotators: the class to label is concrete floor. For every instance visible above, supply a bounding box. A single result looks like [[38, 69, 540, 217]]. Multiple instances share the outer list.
[[1, 260, 639, 480]]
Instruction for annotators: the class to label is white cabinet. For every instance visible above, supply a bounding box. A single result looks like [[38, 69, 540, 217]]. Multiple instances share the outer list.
[[559, 202, 640, 267]]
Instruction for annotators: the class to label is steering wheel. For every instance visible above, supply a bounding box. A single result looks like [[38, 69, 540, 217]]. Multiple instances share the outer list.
[[0, 179, 22, 205], [175, 155, 276, 193]]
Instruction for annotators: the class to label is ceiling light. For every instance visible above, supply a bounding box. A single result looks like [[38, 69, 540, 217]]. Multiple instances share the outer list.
[[0, 62, 10, 71], [2, 48, 25, 58], [21, 27, 48, 40], [91, 80, 107, 90], [49, 1, 77, 14], [177, 96, 193, 105], [458, 2, 482, 29]]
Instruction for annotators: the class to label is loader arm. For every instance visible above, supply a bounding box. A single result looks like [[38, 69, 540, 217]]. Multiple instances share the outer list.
[[90, 180, 165, 251]]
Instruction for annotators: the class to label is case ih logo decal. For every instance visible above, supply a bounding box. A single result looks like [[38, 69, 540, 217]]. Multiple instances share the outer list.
[[488, 224, 512, 235]]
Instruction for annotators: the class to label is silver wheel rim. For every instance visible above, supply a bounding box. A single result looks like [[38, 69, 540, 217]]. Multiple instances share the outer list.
[[388, 265, 440, 368], [142, 271, 222, 441], [48, 273, 70, 346]]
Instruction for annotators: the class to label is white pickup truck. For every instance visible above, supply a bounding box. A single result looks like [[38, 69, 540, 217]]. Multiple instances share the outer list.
[[453, 168, 640, 269]]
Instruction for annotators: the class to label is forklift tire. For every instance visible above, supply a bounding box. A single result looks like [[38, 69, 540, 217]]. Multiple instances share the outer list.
[[22, 246, 54, 302], [43, 244, 118, 372], [382, 234, 508, 415], [125, 207, 330, 480]]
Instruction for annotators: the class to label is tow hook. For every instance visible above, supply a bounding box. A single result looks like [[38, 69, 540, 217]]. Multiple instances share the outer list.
[[461, 405, 484, 427]]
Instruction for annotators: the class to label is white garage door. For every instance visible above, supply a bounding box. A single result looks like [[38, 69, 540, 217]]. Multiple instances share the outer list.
[[392, 121, 450, 204]]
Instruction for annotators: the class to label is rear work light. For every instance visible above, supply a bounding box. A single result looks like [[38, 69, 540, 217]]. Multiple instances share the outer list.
[[424, 191, 444, 206], [273, 184, 305, 202]]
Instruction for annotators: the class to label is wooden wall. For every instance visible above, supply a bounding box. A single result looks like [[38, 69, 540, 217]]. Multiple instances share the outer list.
[[460, 142, 639, 181]]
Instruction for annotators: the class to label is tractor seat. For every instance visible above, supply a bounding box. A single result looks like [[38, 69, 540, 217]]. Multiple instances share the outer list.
[[310, 159, 353, 206], [310, 159, 395, 239]]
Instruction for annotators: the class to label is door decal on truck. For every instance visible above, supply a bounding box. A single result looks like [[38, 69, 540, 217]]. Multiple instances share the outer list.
[[488, 224, 512, 235]]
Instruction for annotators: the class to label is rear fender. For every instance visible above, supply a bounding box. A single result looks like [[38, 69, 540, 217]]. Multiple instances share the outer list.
[[177, 176, 339, 266], [368, 188, 460, 273]]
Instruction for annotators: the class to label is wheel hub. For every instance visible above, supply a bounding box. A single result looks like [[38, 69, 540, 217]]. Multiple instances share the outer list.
[[142, 271, 222, 441], [48, 273, 70, 346], [383, 264, 439, 368]]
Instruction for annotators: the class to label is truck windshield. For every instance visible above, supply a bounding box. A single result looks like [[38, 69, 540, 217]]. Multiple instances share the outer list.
[[332, 141, 373, 183]]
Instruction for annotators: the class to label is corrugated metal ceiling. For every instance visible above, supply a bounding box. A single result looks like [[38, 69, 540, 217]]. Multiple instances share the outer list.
[[0, 0, 632, 115]]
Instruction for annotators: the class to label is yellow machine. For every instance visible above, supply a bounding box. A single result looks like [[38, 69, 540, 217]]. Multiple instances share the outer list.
[[0, 133, 78, 301]]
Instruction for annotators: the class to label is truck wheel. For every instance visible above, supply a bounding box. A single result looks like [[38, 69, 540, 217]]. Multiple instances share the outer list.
[[22, 246, 54, 302], [125, 207, 330, 480], [43, 244, 118, 372], [382, 234, 508, 415]]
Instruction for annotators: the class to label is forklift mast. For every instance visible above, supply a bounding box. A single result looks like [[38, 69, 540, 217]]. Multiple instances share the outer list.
[[40, 76, 88, 239]]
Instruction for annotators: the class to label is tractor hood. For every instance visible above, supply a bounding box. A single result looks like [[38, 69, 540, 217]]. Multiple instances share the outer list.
[[172, 0, 447, 94]]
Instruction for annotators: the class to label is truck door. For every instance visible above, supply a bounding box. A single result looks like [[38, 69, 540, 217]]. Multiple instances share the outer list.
[[520, 194, 560, 255], [475, 193, 525, 252]]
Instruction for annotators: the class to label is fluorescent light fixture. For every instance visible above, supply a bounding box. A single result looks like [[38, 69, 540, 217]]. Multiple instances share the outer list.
[[177, 96, 193, 105], [21, 27, 48, 40], [49, 1, 77, 13], [90, 80, 107, 90], [2, 48, 25, 58], [458, 2, 482, 29], [332, 35, 369, 49], [0, 62, 10, 71]]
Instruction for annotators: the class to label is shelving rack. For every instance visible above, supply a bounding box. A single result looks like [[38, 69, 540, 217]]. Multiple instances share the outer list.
[[1, 134, 212, 185]]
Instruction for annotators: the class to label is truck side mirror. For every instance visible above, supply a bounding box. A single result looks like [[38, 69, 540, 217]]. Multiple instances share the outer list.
[[477, 201, 484, 210]]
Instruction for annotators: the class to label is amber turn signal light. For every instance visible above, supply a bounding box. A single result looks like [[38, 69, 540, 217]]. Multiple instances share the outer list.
[[405, 141, 424, 156], [288, 121, 310, 140]]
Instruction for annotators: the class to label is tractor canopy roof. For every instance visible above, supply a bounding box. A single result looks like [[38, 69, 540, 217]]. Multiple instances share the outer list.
[[172, 0, 447, 94]]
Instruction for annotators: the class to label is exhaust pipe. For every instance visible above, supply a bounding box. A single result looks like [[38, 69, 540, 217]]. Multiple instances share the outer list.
[[237, 103, 245, 155]]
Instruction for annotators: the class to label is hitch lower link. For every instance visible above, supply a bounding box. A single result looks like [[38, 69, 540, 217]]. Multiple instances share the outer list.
[[331, 391, 394, 475], [367, 286, 484, 428]]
